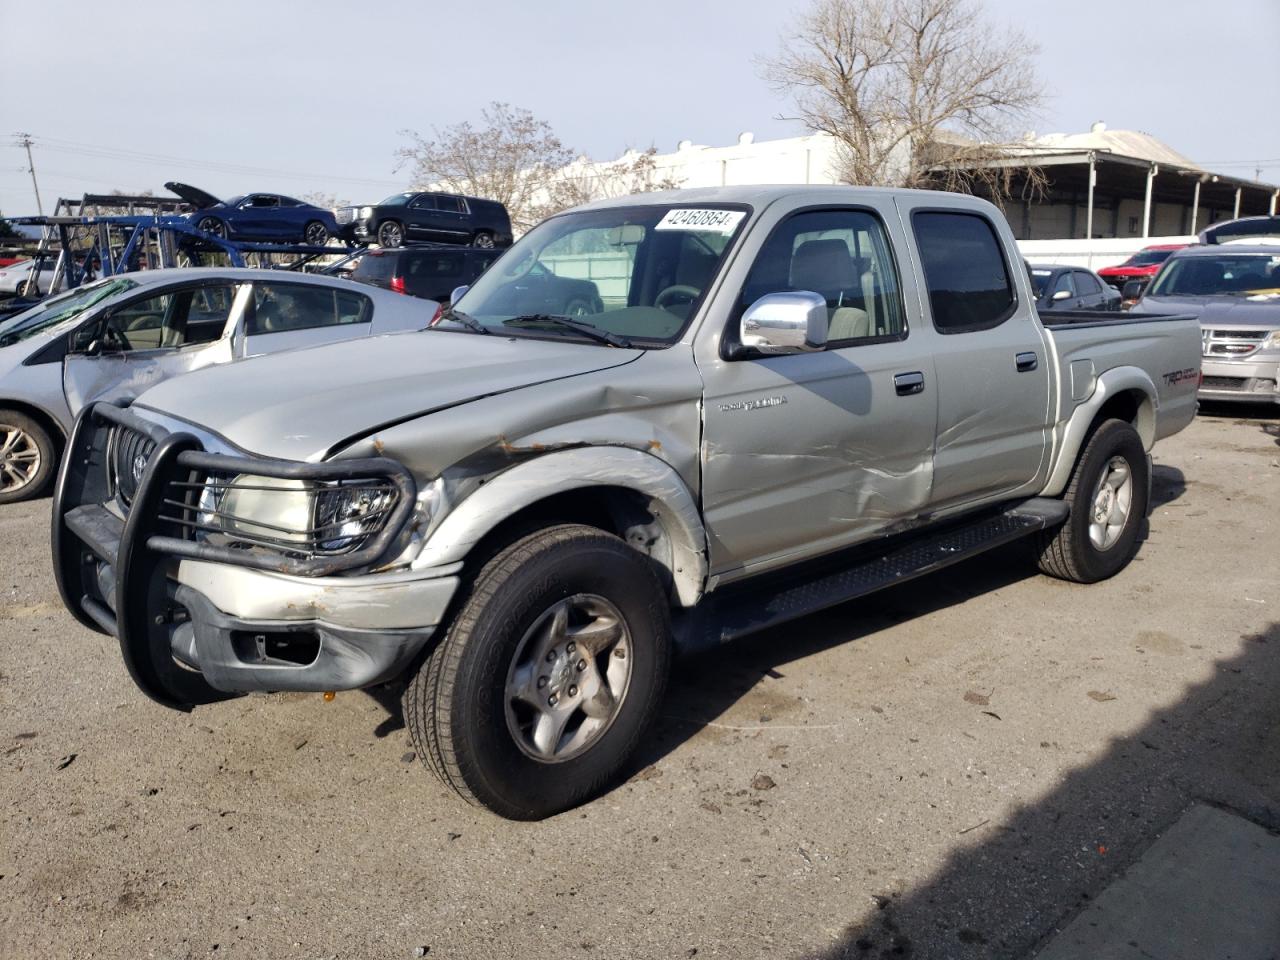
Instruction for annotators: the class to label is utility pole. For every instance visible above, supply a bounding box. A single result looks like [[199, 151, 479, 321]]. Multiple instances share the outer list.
[[15, 133, 43, 216]]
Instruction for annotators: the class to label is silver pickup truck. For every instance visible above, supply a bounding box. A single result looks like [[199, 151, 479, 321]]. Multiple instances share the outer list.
[[52, 186, 1201, 819]]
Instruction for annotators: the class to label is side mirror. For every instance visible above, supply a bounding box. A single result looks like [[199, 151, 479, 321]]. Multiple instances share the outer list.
[[449, 285, 470, 306], [69, 325, 101, 356], [1121, 280, 1146, 301], [739, 291, 828, 355], [1051, 289, 1073, 302]]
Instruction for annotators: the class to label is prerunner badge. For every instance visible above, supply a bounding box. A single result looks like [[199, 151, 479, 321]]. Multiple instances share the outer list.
[[654, 208, 746, 234]]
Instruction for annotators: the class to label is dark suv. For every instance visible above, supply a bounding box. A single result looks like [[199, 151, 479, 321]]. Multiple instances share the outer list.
[[349, 246, 503, 302], [338, 192, 513, 249]]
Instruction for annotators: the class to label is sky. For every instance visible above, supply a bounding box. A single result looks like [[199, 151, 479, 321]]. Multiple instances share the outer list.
[[2, 0, 1278, 215]]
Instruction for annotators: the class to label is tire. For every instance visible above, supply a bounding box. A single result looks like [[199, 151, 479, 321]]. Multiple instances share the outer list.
[[377, 220, 404, 248], [405, 524, 671, 819], [303, 220, 329, 246], [196, 216, 225, 238], [1035, 419, 1149, 583], [0, 410, 57, 505], [471, 231, 495, 248]]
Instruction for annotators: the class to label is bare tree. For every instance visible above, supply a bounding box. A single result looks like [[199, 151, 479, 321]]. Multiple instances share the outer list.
[[299, 191, 349, 211], [761, 0, 1046, 199], [534, 147, 685, 220], [396, 102, 576, 233]]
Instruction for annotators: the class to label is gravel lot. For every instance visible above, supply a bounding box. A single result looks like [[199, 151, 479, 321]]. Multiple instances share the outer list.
[[2, 407, 1278, 960]]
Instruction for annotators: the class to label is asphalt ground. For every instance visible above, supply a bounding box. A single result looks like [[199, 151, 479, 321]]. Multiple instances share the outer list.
[[1, 405, 1278, 960]]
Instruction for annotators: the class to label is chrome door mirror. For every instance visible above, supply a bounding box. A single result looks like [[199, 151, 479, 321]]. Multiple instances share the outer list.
[[449, 284, 470, 305], [739, 291, 828, 355], [1051, 289, 1073, 302]]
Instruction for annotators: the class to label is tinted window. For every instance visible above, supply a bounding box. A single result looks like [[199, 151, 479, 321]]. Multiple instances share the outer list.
[[741, 208, 906, 343], [351, 254, 396, 283], [1148, 254, 1280, 297], [1074, 271, 1102, 295], [246, 283, 371, 334], [913, 212, 1015, 332], [1052, 272, 1074, 297], [1128, 249, 1175, 267], [102, 285, 234, 350], [409, 196, 438, 211], [1030, 270, 1052, 297], [407, 253, 464, 278], [436, 196, 467, 214]]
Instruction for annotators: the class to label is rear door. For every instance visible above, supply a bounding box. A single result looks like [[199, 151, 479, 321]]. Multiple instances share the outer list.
[[235, 280, 374, 356], [1072, 269, 1107, 309], [62, 282, 240, 414], [899, 201, 1052, 511]]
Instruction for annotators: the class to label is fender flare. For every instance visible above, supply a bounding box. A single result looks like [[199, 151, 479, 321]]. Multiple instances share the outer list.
[[410, 447, 708, 607], [1043, 365, 1157, 497]]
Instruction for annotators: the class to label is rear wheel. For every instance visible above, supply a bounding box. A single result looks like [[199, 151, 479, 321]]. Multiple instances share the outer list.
[[377, 220, 404, 248], [0, 411, 56, 504], [405, 524, 671, 820], [303, 220, 329, 246], [471, 231, 495, 248], [1035, 419, 1149, 583]]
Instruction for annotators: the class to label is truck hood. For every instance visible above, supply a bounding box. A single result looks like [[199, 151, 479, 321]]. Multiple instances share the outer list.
[[134, 330, 644, 461], [1142, 294, 1280, 329]]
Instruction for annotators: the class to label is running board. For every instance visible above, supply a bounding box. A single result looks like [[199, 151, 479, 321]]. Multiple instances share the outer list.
[[676, 498, 1068, 654]]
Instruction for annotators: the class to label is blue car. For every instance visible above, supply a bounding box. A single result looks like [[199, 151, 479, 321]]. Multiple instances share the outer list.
[[165, 181, 339, 247]]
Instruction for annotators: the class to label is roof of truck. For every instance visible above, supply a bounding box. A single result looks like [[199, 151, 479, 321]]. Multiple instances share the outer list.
[[576, 183, 992, 212]]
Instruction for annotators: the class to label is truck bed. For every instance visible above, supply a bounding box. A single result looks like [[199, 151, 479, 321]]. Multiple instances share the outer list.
[[1039, 309, 1194, 329]]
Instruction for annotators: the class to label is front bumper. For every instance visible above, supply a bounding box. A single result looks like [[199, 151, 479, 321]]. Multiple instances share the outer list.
[[1198, 356, 1280, 404], [52, 403, 458, 709]]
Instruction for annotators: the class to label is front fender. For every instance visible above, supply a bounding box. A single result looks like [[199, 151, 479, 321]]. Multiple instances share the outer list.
[[1043, 365, 1157, 498], [410, 446, 708, 607]]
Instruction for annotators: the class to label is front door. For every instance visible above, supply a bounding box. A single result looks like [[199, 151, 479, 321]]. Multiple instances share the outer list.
[[63, 282, 239, 414], [901, 202, 1052, 511], [698, 205, 938, 578]]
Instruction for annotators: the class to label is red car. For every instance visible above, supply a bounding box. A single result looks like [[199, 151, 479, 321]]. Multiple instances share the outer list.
[[1098, 244, 1187, 291]]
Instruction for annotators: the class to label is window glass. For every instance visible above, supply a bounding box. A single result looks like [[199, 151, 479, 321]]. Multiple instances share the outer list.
[[409, 195, 438, 211], [1052, 272, 1075, 297], [436, 196, 466, 214], [246, 283, 371, 334], [249, 195, 279, 209], [913, 212, 1015, 332], [740, 208, 906, 343], [1148, 254, 1280, 297], [1074, 271, 1102, 295], [0, 278, 137, 348], [407, 253, 464, 278], [102, 285, 234, 350], [1029, 270, 1052, 298]]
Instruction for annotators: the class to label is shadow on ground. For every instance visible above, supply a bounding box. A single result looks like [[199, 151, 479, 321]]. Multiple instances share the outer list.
[[785, 619, 1280, 959]]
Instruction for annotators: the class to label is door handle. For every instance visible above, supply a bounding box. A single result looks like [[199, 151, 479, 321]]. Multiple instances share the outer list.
[[893, 371, 925, 396], [1016, 351, 1038, 372]]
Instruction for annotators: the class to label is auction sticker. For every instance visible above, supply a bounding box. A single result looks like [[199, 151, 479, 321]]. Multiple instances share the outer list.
[[655, 208, 745, 234]]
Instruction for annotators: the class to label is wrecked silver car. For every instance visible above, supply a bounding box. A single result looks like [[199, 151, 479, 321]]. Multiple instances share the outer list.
[[52, 186, 1201, 819], [0, 268, 435, 502]]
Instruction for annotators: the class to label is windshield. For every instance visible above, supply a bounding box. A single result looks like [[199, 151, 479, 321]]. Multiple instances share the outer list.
[[379, 193, 412, 206], [0, 278, 138, 348], [1030, 270, 1053, 297], [1125, 249, 1176, 267], [1148, 254, 1280, 297], [451, 204, 749, 344]]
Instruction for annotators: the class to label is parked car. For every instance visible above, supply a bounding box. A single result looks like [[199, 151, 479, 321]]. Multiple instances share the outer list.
[[337, 192, 512, 249], [0, 267, 436, 503], [350, 246, 502, 302], [0, 259, 57, 297], [52, 186, 1200, 819], [165, 182, 339, 246], [1028, 263, 1121, 312], [1097, 244, 1186, 291], [1132, 244, 1280, 405]]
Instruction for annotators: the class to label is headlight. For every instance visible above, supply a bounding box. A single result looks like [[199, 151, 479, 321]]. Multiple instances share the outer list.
[[1266, 330, 1280, 349], [360, 206, 373, 219], [195, 474, 402, 556]]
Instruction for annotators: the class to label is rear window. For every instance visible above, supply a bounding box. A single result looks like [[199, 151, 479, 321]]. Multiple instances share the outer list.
[[913, 212, 1015, 333], [352, 254, 397, 283]]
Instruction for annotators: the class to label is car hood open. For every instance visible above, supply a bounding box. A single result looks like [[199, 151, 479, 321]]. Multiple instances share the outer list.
[[164, 181, 222, 210], [134, 331, 643, 462]]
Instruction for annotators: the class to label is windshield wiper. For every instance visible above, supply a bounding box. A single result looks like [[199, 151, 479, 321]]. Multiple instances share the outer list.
[[503, 314, 632, 348], [436, 307, 489, 335]]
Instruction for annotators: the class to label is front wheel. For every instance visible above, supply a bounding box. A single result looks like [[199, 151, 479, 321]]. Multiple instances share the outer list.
[[405, 524, 671, 819], [0, 411, 56, 504], [196, 216, 225, 238], [377, 220, 404, 248], [1035, 419, 1149, 583]]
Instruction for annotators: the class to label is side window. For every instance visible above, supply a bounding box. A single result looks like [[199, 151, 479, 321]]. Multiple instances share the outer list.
[[251, 195, 280, 209], [410, 196, 438, 211], [913, 212, 1015, 333], [1052, 272, 1075, 297], [438, 196, 466, 214], [407, 253, 463, 278], [739, 208, 906, 344], [246, 283, 371, 334], [102, 285, 234, 350], [1074, 271, 1102, 295]]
